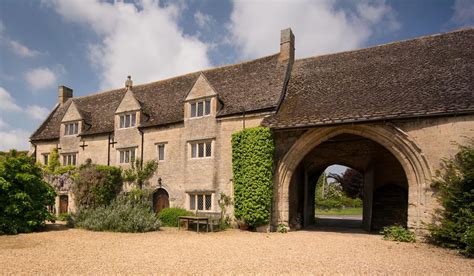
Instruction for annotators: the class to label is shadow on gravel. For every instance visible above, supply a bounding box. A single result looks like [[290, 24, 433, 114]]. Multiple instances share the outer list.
[[38, 223, 70, 232], [300, 216, 380, 236]]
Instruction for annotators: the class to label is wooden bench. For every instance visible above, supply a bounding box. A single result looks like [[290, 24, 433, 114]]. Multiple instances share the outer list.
[[177, 216, 209, 233], [178, 212, 222, 232]]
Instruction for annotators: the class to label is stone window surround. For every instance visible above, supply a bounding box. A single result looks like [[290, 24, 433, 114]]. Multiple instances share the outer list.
[[42, 153, 50, 165], [117, 146, 137, 164], [155, 142, 167, 162], [187, 192, 214, 212], [188, 139, 214, 159], [63, 121, 80, 136], [118, 112, 137, 129], [61, 152, 78, 166], [188, 97, 212, 119]]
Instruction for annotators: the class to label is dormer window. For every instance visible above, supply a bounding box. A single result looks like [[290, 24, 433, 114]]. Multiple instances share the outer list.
[[190, 99, 211, 118], [119, 113, 137, 128], [64, 122, 79, 135]]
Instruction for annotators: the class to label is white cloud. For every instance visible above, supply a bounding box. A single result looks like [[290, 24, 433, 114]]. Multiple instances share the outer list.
[[229, 0, 400, 59], [24, 67, 57, 91], [46, 0, 211, 89], [0, 117, 8, 129], [25, 105, 50, 121], [0, 87, 21, 112], [194, 11, 215, 30], [0, 128, 30, 151], [451, 0, 474, 27], [8, 40, 41, 58], [0, 19, 41, 58]]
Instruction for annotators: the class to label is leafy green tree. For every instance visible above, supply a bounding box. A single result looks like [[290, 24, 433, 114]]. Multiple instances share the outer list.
[[328, 168, 364, 199], [429, 140, 474, 257], [122, 159, 158, 189], [0, 150, 56, 234], [46, 148, 61, 173]]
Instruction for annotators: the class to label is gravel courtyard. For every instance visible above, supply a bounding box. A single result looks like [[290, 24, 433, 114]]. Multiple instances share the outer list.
[[1, 224, 473, 274]]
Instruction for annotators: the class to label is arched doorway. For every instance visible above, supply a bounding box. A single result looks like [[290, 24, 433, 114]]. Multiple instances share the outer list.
[[153, 188, 169, 213], [273, 125, 431, 231]]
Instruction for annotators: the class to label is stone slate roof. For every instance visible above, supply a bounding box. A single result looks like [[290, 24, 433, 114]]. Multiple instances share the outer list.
[[263, 28, 474, 129], [31, 54, 288, 141]]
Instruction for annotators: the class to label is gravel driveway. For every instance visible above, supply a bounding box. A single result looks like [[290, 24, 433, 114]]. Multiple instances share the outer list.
[[1, 224, 472, 274]]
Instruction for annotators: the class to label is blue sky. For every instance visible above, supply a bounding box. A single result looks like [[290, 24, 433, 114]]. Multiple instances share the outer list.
[[0, 0, 473, 154]]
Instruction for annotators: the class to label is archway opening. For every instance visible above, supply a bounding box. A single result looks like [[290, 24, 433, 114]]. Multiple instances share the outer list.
[[287, 133, 408, 231], [153, 188, 170, 213], [314, 165, 363, 229]]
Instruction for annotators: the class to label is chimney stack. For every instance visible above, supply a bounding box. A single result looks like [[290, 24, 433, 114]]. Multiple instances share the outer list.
[[279, 28, 295, 63], [125, 75, 133, 89], [58, 85, 73, 105]]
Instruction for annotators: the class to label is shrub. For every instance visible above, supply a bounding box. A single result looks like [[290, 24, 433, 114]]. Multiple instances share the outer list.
[[122, 159, 158, 189], [73, 163, 122, 208], [277, 223, 288, 233], [0, 150, 56, 234], [232, 127, 274, 228], [158, 207, 193, 227], [381, 225, 416, 243], [57, 213, 70, 221], [70, 196, 160, 232], [429, 141, 474, 257]]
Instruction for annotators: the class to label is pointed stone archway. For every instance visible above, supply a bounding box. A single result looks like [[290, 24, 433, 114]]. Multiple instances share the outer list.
[[272, 124, 432, 231]]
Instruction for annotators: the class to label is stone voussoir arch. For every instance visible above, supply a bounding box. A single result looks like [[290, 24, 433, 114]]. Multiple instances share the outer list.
[[273, 123, 433, 230]]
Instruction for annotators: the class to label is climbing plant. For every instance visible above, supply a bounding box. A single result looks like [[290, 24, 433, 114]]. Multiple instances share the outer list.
[[232, 127, 274, 228], [429, 140, 474, 257]]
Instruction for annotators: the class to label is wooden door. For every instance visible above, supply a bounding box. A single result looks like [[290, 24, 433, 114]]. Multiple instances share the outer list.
[[153, 189, 169, 213], [59, 195, 69, 214]]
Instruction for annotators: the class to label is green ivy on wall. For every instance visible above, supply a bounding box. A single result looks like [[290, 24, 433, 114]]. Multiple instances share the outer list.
[[232, 127, 274, 228]]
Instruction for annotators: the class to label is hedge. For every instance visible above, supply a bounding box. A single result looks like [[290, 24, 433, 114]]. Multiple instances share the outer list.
[[232, 127, 274, 228]]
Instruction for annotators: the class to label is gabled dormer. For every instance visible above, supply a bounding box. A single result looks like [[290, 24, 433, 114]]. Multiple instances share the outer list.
[[184, 73, 218, 119], [61, 101, 84, 137], [115, 76, 142, 129]]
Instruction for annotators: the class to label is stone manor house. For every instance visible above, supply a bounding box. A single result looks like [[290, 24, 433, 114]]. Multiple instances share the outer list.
[[30, 28, 473, 231]]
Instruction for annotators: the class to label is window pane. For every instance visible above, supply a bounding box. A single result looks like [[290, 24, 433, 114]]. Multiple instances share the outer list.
[[125, 151, 129, 163], [205, 100, 211, 115], [120, 151, 124, 163], [64, 125, 68, 135], [191, 144, 196, 158], [125, 115, 130, 128], [190, 195, 195, 210], [63, 156, 66, 166], [158, 145, 164, 160], [198, 143, 204, 157], [197, 101, 203, 116], [44, 155, 49, 165], [205, 142, 212, 157], [72, 155, 76, 165], [197, 195, 203, 210], [191, 103, 196, 117], [130, 149, 135, 162], [205, 195, 211, 210], [131, 113, 136, 126], [74, 123, 78, 134], [120, 115, 125, 128]]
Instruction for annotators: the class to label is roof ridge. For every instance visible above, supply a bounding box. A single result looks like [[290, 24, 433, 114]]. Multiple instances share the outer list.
[[295, 27, 474, 63], [71, 53, 280, 100]]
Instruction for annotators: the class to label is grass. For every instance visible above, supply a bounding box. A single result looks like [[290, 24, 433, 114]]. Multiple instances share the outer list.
[[316, 207, 362, 216]]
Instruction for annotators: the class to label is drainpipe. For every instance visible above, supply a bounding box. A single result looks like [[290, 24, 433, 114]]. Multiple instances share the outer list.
[[138, 128, 144, 169], [107, 134, 111, 166]]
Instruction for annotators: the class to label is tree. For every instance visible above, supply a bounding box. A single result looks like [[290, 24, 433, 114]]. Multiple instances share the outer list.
[[122, 159, 158, 189], [0, 150, 56, 234], [328, 168, 364, 199], [46, 148, 61, 173], [429, 140, 474, 257]]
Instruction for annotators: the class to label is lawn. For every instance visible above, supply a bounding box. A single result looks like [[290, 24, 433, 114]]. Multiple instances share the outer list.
[[315, 207, 362, 216]]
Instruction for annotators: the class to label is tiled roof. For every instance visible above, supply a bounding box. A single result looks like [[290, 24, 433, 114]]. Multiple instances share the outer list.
[[31, 54, 288, 141], [263, 28, 474, 129]]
